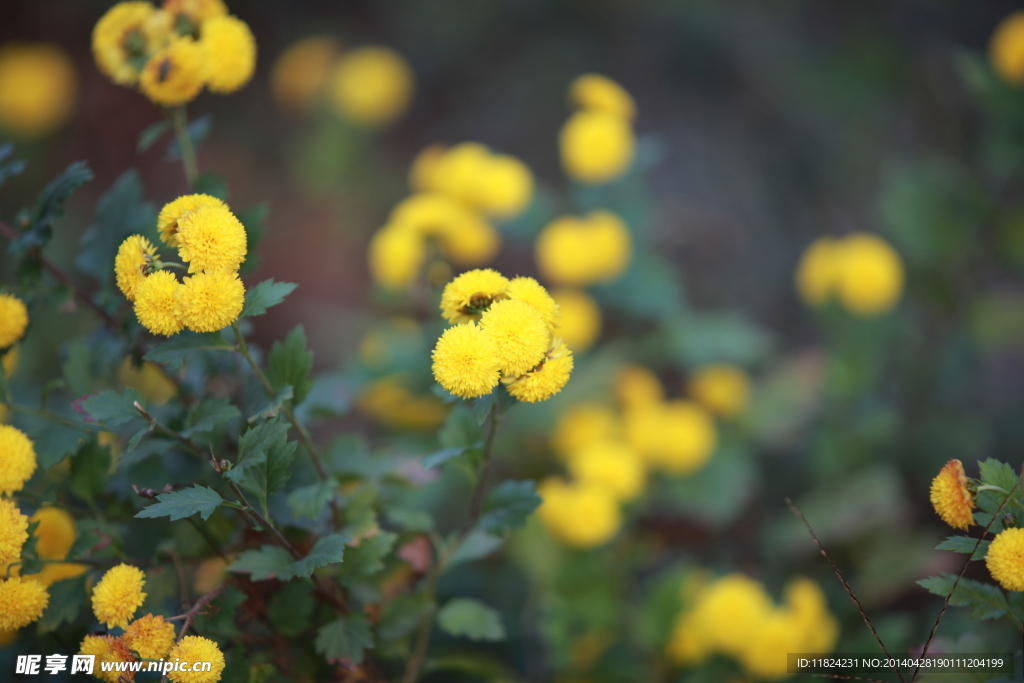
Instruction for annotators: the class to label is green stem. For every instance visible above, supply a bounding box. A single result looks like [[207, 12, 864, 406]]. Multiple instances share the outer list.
[[171, 106, 199, 187], [223, 479, 301, 560], [132, 401, 204, 458]]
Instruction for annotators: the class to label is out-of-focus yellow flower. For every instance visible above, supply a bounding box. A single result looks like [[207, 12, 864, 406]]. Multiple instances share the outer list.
[[441, 215, 501, 267], [784, 577, 838, 653], [115, 235, 160, 302], [201, 15, 256, 94], [329, 46, 413, 127], [167, 636, 226, 683], [24, 507, 88, 587], [502, 339, 574, 403], [134, 270, 184, 336], [0, 44, 76, 138], [625, 400, 716, 475], [425, 144, 535, 218], [739, 607, 804, 681], [0, 498, 29, 569], [270, 36, 338, 113], [929, 459, 975, 531], [795, 236, 843, 307], [193, 555, 229, 594], [431, 143, 490, 201], [431, 322, 500, 399], [409, 144, 447, 192], [688, 364, 750, 419], [552, 404, 620, 459], [359, 376, 449, 430], [991, 12, 1024, 85], [568, 440, 645, 501], [176, 269, 245, 333], [614, 365, 663, 408], [368, 225, 424, 290], [92, 2, 160, 86], [0, 577, 49, 631], [439, 268, 509, 324], [2, 346, 16, 378], [691, 574, 773, 656], [92, 563, 146, 629], [836, 232, 904, 316], [507, 277, 559, 332], [0, 294, 29, 349], [479, 299, 551, 376], [139, 36, 205, 107], [551, 288, 600, 352], [389, 193, 500, 267], [568, 73, 635, 121], [537, 478, 621, 548], [163, 0, 227, 27], [536, 210, 632, 286], [175, 204, 247, 273], [0, 425, 36, 495], [118, 357, 176, 406], [560, 109, 634, 184], [157, 194, 228, 248], [474, 154, 534, 220], [666, 610, 710, 665], [123, 613, 175, 659], [987, 527, 1024, 592]]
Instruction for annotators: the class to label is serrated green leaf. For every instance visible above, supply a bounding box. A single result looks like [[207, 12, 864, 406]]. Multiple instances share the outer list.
[[228, 545, 295, 581], [377, 594, 434, 641], [478, 480, 541, 536], [182, 398, 241, 437], [135, 485, 224, 521], [9, 161, 93, 258], [338, 532, 396, 583], [435, 598, 506, 642], [226, 417, 296, 518], [36, 575, 88, 633], [32, 423, 87, 469], [144, 331, 232, 370], [935, 536, 990, 560], [80, 388, 144, 427], [979, 459, 1020, 494], [286, 480, 339, 521], [287, 533, 349, 579], [75, 170, 156, 283], [267, 326, 313, 407], [918, 573, 1008, 620], [248, 385, 293, 423], [242, 279, 298, 318], [266, 580, 314, 638], [137, 120, 172, 152], [316, 613, 373, 664]]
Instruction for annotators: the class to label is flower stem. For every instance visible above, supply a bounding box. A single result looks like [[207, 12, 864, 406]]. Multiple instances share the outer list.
[[171, 106, 199, 187]]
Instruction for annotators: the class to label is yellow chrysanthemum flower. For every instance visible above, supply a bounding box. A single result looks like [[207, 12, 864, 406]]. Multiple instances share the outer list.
[[991, 12, 1024, 85], [559, 109, 634, 184], [739, 608, 804, 681], [387, 192, 501, 267], [784, 577, 838, 653], [358, 376, 449, 431], [688, 364, 751, 418], [568, 440, 645, 501], [431, 323, 501, 399], [167, 636, 226, 683], [92, 563, 147, 629], [535, 211, 632, 286], [430, 143, 490, 201], [115, 235, 160, 302], [87, 635, 138, 683], [0, 43, 76, 138], [568, 73, 636, 121], [473, 154, 534, 220], [479, 298, 551, 376], [176, 270, 245, 333], [134, 270, 184, 336], [0, 425, 37, 495], [440, 215, 501, 267], [175, 204, 247, 273], [836, 232, 904, 316], [163, 0, 227, 27], [551, 288, 601, 352], [537, 478, 621, 548], [118, 358, 176, 406], [368, 225, 424, 290], [502, 339, 574, 403], [666, 610, 711, 665], [689, 574, 773, 657], [506, 277, 559, 331], [795, 236, 843, 307], [193, 555, 232, 594], [24, 507, 88, 586], [270, 36, 338, 113], [552, 404, 620, 459], [0, 578, 49, 631], [157, 194, 229, 248], [409, 144, 447, 192], [124, 613, 176, 659], [139, 36, 205, 107], [615, 365, 663, 408], [2, 346, 16, 378], [625, 400, 716, 475], [439, 268, 509, 324], [0, 294, 28, 349], [0, 499, 29, 569], [929, 459, 975, 530], [92, 1, 159, 86], [201, 15, 256, 94], [329, 46, 413, 127], [987, 527, 1024, 592]]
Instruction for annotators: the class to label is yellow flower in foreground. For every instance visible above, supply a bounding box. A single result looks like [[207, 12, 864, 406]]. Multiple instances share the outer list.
[[688, 364, 751, 418], [175, 204, 247, 273], [158, 194, 229, 248], [0, 44, 76, 138], [135, 271, 184, 336], [987, 527, 1024, 592], [177, 270, 245, 333], [167, 636, 226, 683], [507, 277, 559, 332], [552, 288, 601, 352], [431, 323, 501, 399], [568, 73, 636, 121], [836, 232, 904, 316], [124, 613, 176, 659], [690, 574, 773, 657], [329, 46, 413, 126], [368, 225, 424, 290], [92, 563, 146, 629], [615, 364, 663, 408], [115, 235, 159, 302], [0, 426, 37, 495], [502, 339, 574, 403], [139, 37, 205, 107], [929, 459, 975, 531], [795, 236, 843, 307], [0, 294, 28, 349], [0, 578, 49, 631], [83, 635, 137, 683], [270, 36, 338, 113], [439, 268, 509, 324], [479, 299, 551, 376], [552, 404, 620, 459], [0, 499, 29, 569], [118, 357, 176, 406], [560, 109, 634, 184], [568, 440, 645, 501], [991, 12, 1024, 85], [201, 15, 256, 94], [538, 478, 621, 548], [92, 1, 158, 86]]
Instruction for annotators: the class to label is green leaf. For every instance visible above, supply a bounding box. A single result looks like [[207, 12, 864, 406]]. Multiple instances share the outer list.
[[377, 594, 434, 641], [242, 280, 298, 318], [338, 532, 397, 583], [267, 326, 314, 407], [287, 533, 349, 579], [266, 580, 315, 638], [182, 398, 241, 437], [315, 613, 373, 664], [145, 331, 232, 371], [447, 529, 504, 567], [438, 405, 482, 450], [435, 598, 506, 642], [75, 170, 156, 283], [137, 120, 172, 152], [918, 574, 1009, 620], [36, 575, 88, 633], [935, 536, 990, 560], [248, 384, 293, 422], [422, 442, 481, 470], [135, 485, 224, 521], [228, 545, 295, 581], [166, 114, 212, 161], [9, 161, 93, 258], [384, 507, 435, 533], [80, 388, 144, 427], [979, 459, 1020, 494], [33, 423, 86, 469], [478, 480, 541, 536], [469, 392, 497, 426], [69, 439, 108, 504], [226, 417, 297, 518], [286, 480, 339, 521]]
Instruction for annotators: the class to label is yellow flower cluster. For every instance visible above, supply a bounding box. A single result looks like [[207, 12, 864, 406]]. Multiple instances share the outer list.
[[991, 12, 1024, 85], [0, 494, 51, 635], [795, 233, 904, 316], [80, 586, 180, 682], [91, 563, 147, 629], [929, 459, 976, 531], [0, 43, 76, 138], [666, 573, 838, 680], [92, 0, 255, 107], [537, 477, 622, 548], [560, 74, 636, 184], [5, 507, 88, 587], [535, 210, 632, 287], [369, 144, 534, 290], [431, 269, 573, 402], [115, 194, 247, 336], [270, 36, 413, 126]]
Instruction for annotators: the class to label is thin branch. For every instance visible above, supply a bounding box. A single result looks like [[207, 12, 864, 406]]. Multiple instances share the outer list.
[[133, 401, 205, 458]]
